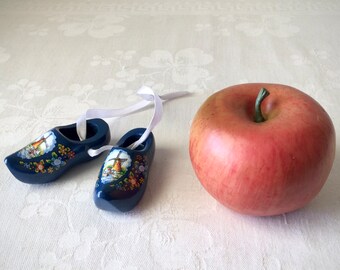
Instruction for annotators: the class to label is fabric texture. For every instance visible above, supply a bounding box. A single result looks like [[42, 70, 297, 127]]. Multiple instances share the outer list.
[[0, 0, 340, 269]]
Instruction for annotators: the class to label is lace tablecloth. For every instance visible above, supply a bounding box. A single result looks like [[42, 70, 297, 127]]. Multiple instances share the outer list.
[[1, 1, 339, 269]]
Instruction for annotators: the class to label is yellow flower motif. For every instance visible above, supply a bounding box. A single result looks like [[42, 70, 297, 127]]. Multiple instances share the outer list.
[[58, 144, 69, 156]]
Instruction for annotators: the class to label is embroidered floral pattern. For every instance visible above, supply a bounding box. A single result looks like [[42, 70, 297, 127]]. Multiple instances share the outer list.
[[139, 48, 213, 85], [0, 47, 10, 63], [58, 15, 126, 38], [19, 144, 75, 174], [8, 79, 46, 101]]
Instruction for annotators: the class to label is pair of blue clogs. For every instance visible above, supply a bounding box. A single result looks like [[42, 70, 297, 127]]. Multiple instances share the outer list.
[[4, 119, 155, 212]]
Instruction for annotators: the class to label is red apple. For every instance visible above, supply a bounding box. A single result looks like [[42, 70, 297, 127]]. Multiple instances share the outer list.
[[189, 83, 335, 216]]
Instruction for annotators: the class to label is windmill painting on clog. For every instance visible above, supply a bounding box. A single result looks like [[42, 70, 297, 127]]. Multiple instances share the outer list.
[[101, 149, 132, 184], [17, 131, 57, 160]]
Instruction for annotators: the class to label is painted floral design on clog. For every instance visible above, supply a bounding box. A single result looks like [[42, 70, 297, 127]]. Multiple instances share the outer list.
[[99, 151, 148, 191], [19, 144, 76, 174]]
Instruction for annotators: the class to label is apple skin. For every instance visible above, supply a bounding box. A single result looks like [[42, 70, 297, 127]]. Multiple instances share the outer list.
[[189, 83, 336, 216]]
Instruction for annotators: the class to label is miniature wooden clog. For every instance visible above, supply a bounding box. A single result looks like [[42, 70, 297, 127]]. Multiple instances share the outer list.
[[94, 128, 155, 212], [4, 118, 110, 184]]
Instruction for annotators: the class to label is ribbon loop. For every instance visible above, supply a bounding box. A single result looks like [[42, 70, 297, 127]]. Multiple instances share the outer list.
[[75, 86, 190, 157]]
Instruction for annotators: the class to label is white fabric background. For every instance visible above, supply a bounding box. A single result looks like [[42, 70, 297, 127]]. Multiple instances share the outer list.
[[1, 0, 340, 269]]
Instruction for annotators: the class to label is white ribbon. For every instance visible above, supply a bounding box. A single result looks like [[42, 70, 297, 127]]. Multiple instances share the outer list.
[[127, 86, 163, 150], [76, 86, 189, 157]]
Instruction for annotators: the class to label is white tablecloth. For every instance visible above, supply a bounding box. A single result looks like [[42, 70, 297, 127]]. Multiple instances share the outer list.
[[1, 1, 340, 269]]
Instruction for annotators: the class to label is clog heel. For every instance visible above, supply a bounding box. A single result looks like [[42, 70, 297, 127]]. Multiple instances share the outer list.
[[4, 118, 110, 184], [94, 128, 155, 212]]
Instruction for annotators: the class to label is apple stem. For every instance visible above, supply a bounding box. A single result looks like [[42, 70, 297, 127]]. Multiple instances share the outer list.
[[254, 88, 270, 123]]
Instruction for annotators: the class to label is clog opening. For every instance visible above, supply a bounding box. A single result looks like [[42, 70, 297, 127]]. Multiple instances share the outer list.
[[120, 135, 145, 150], [59, 123, 97, 141]]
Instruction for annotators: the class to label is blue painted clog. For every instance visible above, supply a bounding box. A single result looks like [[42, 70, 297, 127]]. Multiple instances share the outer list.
[[4, 118, 110, 184], [94, 128, 155, 212]]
